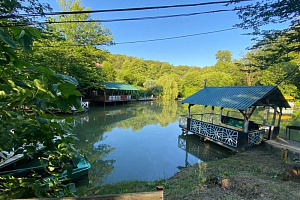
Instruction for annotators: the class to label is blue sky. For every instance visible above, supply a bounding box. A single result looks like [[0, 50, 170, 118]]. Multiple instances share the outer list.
[[41, 0, 257, 67]]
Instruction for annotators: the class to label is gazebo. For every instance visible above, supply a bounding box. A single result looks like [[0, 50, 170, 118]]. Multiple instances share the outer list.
[[179, 85, 290, 151]]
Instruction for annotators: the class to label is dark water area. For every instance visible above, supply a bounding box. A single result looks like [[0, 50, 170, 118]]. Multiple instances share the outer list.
[[72, 101, 300, 187], [72, 101, 232, 186]]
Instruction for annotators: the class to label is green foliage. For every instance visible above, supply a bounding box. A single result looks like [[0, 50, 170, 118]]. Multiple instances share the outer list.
[[50, 0, 113, 46], [0, 18, 81, 198], [234, 0, 300, 34], [157, 74, 179, 100], [21, 0, 113, 91], [0, 0, 51, 19], [143, 80, 162, 97], [102, 61, 116, 82], [215, 50, 232, 62], [182, 70, 203, 97]]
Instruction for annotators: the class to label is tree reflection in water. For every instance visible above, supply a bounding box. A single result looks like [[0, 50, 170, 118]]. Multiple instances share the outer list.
[[72, 101, 186, 185], [71, 102, 300, 186]]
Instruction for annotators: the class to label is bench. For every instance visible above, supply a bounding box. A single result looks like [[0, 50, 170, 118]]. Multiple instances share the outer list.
[[286, 126, 300, 140]]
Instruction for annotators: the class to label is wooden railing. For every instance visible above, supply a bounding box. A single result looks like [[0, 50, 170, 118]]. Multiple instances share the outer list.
[[91, 95, 137, 102], [179, 114, 264, 150]]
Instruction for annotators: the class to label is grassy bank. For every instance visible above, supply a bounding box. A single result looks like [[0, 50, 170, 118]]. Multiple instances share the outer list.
[[77, 144, 300, 199]]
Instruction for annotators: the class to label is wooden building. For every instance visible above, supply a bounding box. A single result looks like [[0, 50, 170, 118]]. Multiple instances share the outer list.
[[179, 86, 290, 151], [89, 82, 139, 104]]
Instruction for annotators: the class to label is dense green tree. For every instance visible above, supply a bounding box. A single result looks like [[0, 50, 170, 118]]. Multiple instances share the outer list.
[[143, 80, 162, 97], [102, 61, 116, 82], [0, 0, 51, 19], [234, 0, 299, 35], [215, 50, 232, 62], [182, 70, 204, 97], [235, 52, 261, 86], [200, 71, 236, 87], [157, 74, 179, 100], [258, 62, 298, 96], [233, 0, 300, 68], [24, 0, 113, 90], [49, 0, 113, 46]]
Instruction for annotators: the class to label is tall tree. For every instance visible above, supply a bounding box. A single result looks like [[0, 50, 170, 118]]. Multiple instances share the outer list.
[[215, 50, 232, 62], [233, 0, 300, 64], [25, 0, 113, 90], [49, 0, 113, 46], [157, 74, 179, 100]]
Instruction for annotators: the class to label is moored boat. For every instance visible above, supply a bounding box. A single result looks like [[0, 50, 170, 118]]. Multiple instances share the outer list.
[[0, 155, 91, 183]]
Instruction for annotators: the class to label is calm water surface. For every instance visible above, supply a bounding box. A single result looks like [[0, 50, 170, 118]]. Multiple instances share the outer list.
[[72, 101, 231, 186], [72, 101, 300, 186]]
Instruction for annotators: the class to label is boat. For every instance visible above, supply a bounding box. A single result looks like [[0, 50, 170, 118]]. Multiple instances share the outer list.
[[56, 155, 91, 182], [0, 155, 91, 183], [0, 143, 45, 170]]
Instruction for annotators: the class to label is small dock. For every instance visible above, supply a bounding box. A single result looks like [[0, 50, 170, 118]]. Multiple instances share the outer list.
[[265, 138, 300, 161], [138, 97, 156, 101]]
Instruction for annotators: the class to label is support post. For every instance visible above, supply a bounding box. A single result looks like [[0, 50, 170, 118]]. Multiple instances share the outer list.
[[219, 107, 223, 125], [188, 104, 194, 118], [240, 106, 256, 134], [210, 106, 215, 123], [270, 105, 277, 139], [277, 107, 282, 128], [244, 118, 249, 134], [263, 106, 269, 126]]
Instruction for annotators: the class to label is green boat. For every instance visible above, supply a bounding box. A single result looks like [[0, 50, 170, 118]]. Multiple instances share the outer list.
[[0, 155, 91, 183]]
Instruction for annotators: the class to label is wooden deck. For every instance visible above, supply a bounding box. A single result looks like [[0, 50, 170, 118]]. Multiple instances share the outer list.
[[15, 191, 164, 200], [264, 138, 300, 161]]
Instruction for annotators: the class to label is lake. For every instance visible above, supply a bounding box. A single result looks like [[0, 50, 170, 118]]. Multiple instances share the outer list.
[[72, 101, 300, 186]]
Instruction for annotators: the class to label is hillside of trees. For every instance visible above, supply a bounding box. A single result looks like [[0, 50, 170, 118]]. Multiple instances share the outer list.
[[18, 0, 299, 101]]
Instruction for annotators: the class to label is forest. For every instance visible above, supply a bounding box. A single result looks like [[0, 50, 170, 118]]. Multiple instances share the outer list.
[[0, 0, 299, 198]]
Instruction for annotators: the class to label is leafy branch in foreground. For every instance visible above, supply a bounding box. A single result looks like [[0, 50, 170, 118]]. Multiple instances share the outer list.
[[0, 20, 82, 198]]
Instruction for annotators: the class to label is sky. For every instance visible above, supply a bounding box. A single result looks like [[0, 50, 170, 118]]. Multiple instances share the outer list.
[[40, 0, 259, 67]]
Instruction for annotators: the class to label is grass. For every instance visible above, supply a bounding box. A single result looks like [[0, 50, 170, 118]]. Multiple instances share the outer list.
[[77, 144, 300, 199]]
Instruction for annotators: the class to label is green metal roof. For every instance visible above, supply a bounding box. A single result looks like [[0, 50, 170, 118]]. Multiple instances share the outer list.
[[181, 86, 290, 110], [103, 82, 139, 91]]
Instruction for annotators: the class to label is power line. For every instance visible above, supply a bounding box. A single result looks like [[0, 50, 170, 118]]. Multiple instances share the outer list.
[[115, 28, 238, 44], [40, 8, 242, 24], [32, 27, 238, 47], [1, 0, 255, 19], [0, 7, 253, 27]]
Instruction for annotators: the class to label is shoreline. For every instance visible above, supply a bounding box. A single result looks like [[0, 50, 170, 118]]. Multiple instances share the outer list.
[[77, 143, 300, 199]]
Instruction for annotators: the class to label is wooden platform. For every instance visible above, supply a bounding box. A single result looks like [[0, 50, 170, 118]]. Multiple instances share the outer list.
[[264, 138, 300, 161], [15, 191, 164, 200]]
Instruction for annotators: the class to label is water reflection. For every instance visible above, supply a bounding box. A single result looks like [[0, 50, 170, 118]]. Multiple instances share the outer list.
[[178, 134, 232, 169], [70, 102, 300, 186], [71, 101, 191, 185]]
